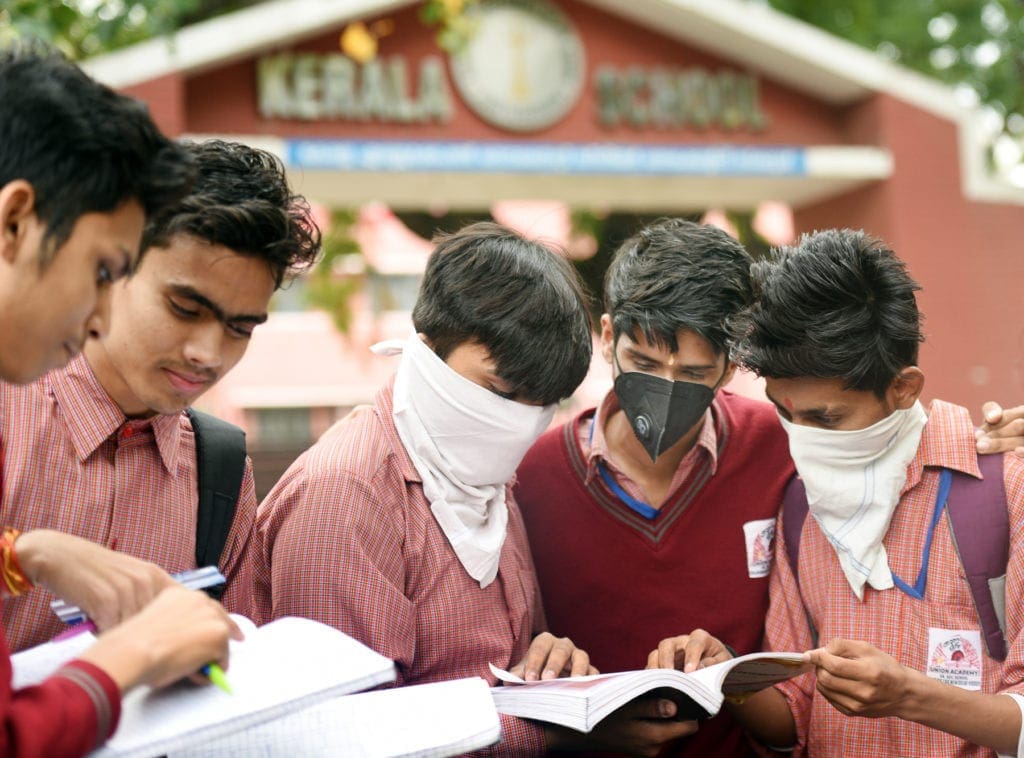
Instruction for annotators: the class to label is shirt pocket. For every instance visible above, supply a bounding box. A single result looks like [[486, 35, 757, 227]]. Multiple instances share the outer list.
[[905, 593, 987, 676]]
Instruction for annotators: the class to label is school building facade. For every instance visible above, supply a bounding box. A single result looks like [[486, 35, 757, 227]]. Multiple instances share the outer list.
[[84, 0, 1024, 493]]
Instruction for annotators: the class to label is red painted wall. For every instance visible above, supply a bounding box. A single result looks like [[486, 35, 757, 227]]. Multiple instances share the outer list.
[[176, 0, 847, 144], [797, 94, 1024, 411], [124, 73, 186, 137]]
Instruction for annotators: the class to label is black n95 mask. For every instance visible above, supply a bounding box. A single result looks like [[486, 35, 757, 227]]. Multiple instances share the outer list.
[[613, 371, 715, 462]]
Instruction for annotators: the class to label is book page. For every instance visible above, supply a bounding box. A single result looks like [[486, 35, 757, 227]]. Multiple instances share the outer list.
[[12, 614, 256, 692], [91, 616, 396, 758], [171, 677, 500, 757], [11, 631, 97, 689], [689, 652, 810, 696]]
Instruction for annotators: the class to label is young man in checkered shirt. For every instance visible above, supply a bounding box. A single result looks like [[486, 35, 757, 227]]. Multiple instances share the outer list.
[[0, 138, 320, 653], [658, 229, 1024, 757], [0, 42, 241, 756]]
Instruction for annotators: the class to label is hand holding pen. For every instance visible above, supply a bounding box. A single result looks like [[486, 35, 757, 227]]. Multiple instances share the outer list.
[[52, 566, 235, 693], [75, 585, 243, 694]]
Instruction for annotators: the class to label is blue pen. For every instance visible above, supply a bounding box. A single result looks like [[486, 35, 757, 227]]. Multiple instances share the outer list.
[[50, 566, 227, 625]]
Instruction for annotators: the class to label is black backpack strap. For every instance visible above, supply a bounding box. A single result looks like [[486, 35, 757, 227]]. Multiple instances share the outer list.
[[186, 408, 247, 600], [945, 453, 1009, 661]]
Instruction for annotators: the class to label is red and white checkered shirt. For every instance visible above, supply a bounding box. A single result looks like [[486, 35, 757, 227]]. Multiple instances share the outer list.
[[767, 399, 1024, 757], [0, 354, 256, 651], [249, 378, 547, 754]]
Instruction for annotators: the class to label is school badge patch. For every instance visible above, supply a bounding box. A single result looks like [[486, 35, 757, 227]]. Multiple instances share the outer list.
[[743, 518, 775, 578], [926, 628, 983, 690]]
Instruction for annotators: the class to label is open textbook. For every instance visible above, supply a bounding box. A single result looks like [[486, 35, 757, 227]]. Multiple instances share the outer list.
[[171, 676, 501, 758], [490, 651, 811, 732], [11, 615, 397, 758]]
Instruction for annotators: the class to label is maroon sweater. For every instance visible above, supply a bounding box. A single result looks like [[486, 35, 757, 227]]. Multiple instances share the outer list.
[[515, 391, 794, 757]]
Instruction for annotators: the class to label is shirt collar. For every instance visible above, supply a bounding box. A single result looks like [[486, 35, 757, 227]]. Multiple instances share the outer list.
[[46, 354, 183, 473], [375, 375, 422, 484], [903, 399, 980, 492], [585, 388, 720, 482]]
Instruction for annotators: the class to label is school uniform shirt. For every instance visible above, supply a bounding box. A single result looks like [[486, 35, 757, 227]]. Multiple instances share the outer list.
[[767, 400, 1024, 757], [516, 389, 794, 758], [248, 378, 547, 755], [0, 354, 256, 652]]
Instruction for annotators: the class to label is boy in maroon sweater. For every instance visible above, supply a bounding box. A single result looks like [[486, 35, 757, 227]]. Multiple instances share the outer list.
[[515, 219, 793, 757]]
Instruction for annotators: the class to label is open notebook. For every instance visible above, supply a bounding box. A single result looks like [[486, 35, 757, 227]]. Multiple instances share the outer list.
[[12, 615, 397, 758], [171, 676, 501, 757], [490, 651, 811, 732]]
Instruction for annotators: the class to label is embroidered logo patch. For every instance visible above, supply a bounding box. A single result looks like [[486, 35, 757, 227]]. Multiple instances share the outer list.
[[926, 628, 983, 690], [743, 518, 775, 578]]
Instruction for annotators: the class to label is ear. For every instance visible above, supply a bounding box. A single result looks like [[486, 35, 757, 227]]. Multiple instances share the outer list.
[[599, 314, 614, 365], [0, 180, 38, 264], [718, 358, 738, 389], [887, 366, 925, 410]]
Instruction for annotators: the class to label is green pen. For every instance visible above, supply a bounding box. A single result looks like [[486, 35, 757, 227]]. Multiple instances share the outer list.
[[201, 663, 233, 695]]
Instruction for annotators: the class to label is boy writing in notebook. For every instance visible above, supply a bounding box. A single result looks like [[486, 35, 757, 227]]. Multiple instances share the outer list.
[[0, 137, 320, 652], [0, 42, 240, 756], [658, 228, 1024, 756], [249, 222, 698, 754]]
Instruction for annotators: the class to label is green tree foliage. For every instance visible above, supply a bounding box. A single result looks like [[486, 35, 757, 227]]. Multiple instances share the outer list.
[[766, 0, 1024, 135], [0, 0, 259, 59], [304, 209, 362, 334]]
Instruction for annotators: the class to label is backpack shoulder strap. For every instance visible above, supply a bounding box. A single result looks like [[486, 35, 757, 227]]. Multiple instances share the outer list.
[[780, 474, 818, 647], [186, 408, 247, 585], [782, 474, 809, 582], [945, 453, 1009, 661]]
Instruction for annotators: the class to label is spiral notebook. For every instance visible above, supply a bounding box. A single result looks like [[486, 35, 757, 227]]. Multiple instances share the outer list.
[[171, 676, 502, 757], [12, 615, 397, 758]]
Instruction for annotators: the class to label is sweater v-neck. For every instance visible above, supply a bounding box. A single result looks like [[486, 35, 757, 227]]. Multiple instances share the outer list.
[[562, 399, 730, 544]]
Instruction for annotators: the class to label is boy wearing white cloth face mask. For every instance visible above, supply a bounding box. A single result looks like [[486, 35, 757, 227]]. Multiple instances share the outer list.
[[663, 229, 1024, 757], [249, 222, 697, 754]]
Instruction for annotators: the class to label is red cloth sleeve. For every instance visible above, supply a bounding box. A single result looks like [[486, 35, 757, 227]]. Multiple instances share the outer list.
[[0, 626, 121, 757]]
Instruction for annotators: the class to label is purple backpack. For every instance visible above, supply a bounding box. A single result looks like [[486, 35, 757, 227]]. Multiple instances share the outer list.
[[782, 453, 1009, 660]]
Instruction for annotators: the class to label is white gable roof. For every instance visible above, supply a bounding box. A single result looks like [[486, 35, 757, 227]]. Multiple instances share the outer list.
[[83, 0, 955, 118], [81, 0, 1022, 205]]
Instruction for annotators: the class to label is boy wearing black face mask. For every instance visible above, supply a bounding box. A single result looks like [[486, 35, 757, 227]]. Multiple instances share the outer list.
[[514, 218, 795, 757]]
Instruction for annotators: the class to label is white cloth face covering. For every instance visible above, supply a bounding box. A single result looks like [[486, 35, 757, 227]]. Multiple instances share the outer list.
[[779, 401, 928, 599], [385, 333, 556, 587]]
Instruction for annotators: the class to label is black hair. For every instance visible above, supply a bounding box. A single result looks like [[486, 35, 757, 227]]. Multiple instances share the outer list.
[[0, 42, 194, 262], [604, 218, 753, 355], [412, 222, 592, 405], [730, 228, 924, 397], [140, 140, 321, 287]]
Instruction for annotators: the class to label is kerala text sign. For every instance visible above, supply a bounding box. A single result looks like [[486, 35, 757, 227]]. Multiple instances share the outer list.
[[258, 53, 453, 124]]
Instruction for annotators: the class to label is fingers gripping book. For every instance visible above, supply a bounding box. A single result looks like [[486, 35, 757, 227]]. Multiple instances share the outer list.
[[489, 652, 811, 731]]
